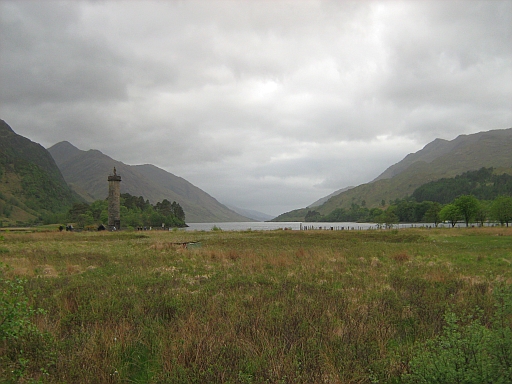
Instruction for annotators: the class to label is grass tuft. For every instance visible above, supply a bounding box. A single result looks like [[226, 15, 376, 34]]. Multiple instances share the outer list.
[[0, 227, 510, 382]]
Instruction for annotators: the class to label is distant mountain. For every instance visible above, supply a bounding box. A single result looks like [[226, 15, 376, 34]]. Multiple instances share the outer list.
[[132, 164, 253, 222], [273, 127, 512, 221], [0, 120, 79, 225], [48, 141, 250, 223], [373, 128, 512, 182], [226, 205, 274, 222]]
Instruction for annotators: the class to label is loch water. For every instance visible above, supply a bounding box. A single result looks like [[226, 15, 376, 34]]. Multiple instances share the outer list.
[[184, 222, 438, 231]]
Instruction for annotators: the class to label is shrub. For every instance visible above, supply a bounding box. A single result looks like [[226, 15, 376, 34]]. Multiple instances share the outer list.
[[403, 285, 512, 383], [0, 264, 54, 382]]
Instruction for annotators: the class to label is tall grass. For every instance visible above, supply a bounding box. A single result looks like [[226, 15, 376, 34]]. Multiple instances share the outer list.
[[0, 227, 511, 383]]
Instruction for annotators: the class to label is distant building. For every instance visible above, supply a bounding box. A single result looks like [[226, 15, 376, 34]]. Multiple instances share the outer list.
[[108, 167, 121, 230]]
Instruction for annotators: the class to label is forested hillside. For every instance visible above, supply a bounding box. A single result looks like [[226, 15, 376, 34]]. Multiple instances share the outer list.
[[412, 167, 512, 204], [0, 120, 80, 226], [300, 168, 512, 227]]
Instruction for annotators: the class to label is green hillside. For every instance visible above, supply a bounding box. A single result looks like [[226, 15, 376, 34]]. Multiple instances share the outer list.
[[274, 128, 512, 221], [0, 120, 80, 226], [48, 142, 250, 223], [412, 167, 512, 204]]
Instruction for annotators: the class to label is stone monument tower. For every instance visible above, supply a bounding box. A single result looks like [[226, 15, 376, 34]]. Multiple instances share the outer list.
[[108, 167, 121, 230]]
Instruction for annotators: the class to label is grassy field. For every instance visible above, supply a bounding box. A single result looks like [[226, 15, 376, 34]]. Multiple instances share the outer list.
[[1, 227, 511, 383]]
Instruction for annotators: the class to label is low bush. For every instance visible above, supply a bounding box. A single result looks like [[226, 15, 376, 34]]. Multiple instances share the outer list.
[[404, 285, 512, 383], [0, 263, 55, 382]]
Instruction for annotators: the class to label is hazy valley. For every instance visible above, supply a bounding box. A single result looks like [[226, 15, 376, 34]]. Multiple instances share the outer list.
[[1, 118, 511, 227]]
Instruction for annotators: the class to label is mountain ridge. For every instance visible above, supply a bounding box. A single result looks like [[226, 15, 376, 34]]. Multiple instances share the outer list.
[[373, 128, 512, 181], [48, 141, 251, 223], [225, 205, 275, 222], [273, 127, 512, 221]]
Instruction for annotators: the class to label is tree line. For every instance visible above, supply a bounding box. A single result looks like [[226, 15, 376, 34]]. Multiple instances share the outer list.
[[305, 194, 512, 227], [64, 193, 186, 229], [305, 168, 512, 227]]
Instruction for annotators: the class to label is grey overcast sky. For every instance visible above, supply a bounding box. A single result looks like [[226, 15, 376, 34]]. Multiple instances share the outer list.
[[1, 1, 511, 216]]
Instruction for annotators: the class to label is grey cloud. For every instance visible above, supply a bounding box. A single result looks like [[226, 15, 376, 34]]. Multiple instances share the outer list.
[[0, 1, 128, 105], [1, 0, 511, 216]]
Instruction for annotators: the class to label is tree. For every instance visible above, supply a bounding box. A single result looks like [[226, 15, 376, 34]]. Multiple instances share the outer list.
[[68, 202, 90, 222], [439, 204, 461, 227], [474, 201, 489, 227], [491, 196, 512, 227], [155, 199, 173, 216], [453, 195, 480, 227], [376, 206, 398, 229], [424, 202, 442, 227], [395, 200, 416, 222], [119, 194, 186, 228], [384, 207, 399, 228], [76, 211, 94, 228], [171, 201, 185, 222], [324, 208, 346, 222], [368, 207, 384, 222], [305, 210, 322, 222], [89, 199, 108, 222], [154, 199, 185, 226]]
